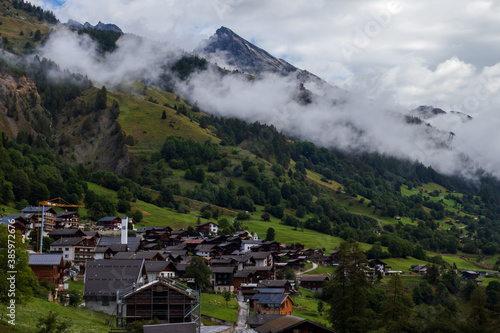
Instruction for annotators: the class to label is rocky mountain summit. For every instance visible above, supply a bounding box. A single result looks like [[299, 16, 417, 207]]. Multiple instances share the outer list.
[[198, 26, 321, 83], [412, 105, 472, 122]]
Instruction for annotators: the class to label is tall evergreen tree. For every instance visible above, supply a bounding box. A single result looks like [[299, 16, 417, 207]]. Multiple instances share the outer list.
[[381, 274, 413, 332], [325, 241, 371, 333]]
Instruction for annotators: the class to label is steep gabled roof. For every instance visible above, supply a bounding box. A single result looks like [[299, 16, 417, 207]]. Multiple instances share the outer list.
[[84, 259, 145, 297], [29, 253, 64, 266], [50, 237, 84, 246], [255, 315, 335, 333]]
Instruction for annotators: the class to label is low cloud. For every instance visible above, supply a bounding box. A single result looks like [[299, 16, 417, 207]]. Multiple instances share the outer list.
[[30, 22, 500, 180]]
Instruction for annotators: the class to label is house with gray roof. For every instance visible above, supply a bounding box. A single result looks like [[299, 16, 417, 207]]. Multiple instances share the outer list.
[[84, 259, 148, 315]]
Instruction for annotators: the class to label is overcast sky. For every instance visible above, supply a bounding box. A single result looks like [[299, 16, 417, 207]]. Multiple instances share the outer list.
[[32, 0, 500, 117]]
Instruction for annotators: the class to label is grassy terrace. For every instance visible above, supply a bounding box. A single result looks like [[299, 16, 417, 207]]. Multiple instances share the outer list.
[[0, 298, 114, 333], [201, 293, 238, 323]]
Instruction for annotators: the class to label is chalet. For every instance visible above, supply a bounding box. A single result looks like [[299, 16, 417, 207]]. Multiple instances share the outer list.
[[242, 239, 263, 252], [204, 235, 227, 245], [251, 294, 294, 315], [258, 280, 292, 294], [461, 271, 480, 281], [48, 228, 86, 240], [84, 259, 148, 315], [195, 244, 223, 257], [96, 216, 122, 230], [411, 265, 428, 275], [94, 244, 127, 259], [0, 215, 30, 238], [29, 253, 66, 285], [254, 315, 336, 333], [235, 231, 251, 239], [312, 249, 324, 264], [50, 237, 83, 261], [209, 258, 238, 267], [55, 211, 80, 229], [242, 266, 275, 281], [234, 271, 256, 290], [145, 261, 178, 281], [220, 242, 241, 255], [252, 241, 281, 253], [251, 252, 274, 267], [169, 230, 191, 245], [72, 236, 99, 271], [182, 238, 205, 252], [196, 221, 218, 235], [21, 206, 57, 233], [367, 259, 388, 274], [118, 279, 197, 325], [211, 266, 236, 292], [299, 275, 330, 292]]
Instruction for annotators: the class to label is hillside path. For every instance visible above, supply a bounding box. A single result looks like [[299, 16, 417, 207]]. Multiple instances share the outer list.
[[234, 291, 256, 333], [297, 261, 318, 275]]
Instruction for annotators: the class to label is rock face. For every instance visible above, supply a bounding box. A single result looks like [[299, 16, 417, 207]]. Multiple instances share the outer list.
[[198, 26, 321, 83]]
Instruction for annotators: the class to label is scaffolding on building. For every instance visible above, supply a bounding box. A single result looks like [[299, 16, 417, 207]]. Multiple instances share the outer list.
[[116, 277, 201, 333]]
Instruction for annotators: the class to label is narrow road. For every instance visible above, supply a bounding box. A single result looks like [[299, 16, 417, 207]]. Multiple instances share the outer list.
[[234, 292, 256, 333], [297, 261, 318, 275]]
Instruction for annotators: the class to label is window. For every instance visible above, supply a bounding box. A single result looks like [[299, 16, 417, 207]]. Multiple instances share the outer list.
[[102, 299, 109, 306], [65, 254, 69, 258], [65, 248, 69, 251]]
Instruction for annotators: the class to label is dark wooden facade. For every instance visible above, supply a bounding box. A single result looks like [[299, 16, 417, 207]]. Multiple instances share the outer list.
[[123, 280, 197, 324]]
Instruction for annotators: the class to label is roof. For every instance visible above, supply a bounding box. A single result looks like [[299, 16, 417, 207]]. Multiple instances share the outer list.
[[29, 253, 64, 266], [84, 259, 145, 297], [299, 275, 330, 282], [21, 206, 56, 214], [56, 211, 78, 217], [48, 229, 85, 237], [251, 252, 272, 260], [255, 315, 335, 333], [0, 214, 29, 225], [258, 280, 289, 288], [50, 237, 84, 246], [97, 216, 121, 223], [255, 288, 285, 294], [196, 222, 218, 228], [145, 261, 176, 273], [144, 323, 197, 333], [183, 238, 205, 244], [211, 267, 236, 274], [195, 244, 219, 252], [247, 314, 284, 328], [252, 294, 289, 305], [98, 237, 141, 251]]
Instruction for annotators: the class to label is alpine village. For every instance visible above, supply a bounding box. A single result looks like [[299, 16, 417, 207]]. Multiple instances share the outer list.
[[1, 1, 500, 333]]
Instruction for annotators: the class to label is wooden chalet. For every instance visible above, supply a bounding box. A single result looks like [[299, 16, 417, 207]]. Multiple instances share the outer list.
[[251, 294, 294, 315], [48, 228, 86, 240], [0, 215, 29, 238], [55, 211, 80, 229], [119, 279, 197, 325], [195, 221, 218, 235], [28, 253, 66, 285], [211, 266, 236, 292], [21, 206, 57, 233], [96, 216, 122, 230], [298, 275, 330, 292], [145, 261, 178, 281]]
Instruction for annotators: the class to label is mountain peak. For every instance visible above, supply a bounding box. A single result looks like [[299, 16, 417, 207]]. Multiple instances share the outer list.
[[198, 26, 320, 83]]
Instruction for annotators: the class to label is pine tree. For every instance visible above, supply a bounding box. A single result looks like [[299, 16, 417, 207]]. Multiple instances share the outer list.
[[325, 242, 371, 333], [161, 110, 167, 119], [381, 274, 413, 331]]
